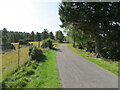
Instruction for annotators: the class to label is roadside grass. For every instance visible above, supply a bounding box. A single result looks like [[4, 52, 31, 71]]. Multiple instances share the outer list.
[[68, 44, 119, 76], [2, 43, 61, 88], [26, 43, 61, 88]]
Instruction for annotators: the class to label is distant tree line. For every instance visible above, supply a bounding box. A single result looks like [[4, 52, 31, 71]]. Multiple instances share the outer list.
[[1, 28, 55, 43], [59, 2, 120, 60], [0, 28, 64, 50]]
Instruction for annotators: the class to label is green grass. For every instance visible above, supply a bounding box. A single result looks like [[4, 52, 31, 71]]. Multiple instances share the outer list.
[[68, 44, 119, 76], [2, 43, 61, 88], [26, 49, 61, 88]]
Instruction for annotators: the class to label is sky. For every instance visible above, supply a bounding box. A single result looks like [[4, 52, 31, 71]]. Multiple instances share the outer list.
[[0, 0, 63, 34]]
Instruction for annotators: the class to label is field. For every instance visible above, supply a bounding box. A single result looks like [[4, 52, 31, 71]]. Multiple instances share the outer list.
[[68, 44, 119, 76], [2, 41, 41, 79], [2, 46, 29, 79]]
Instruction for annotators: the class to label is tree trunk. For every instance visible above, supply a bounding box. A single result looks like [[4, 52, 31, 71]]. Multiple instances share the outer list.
[[38, 41, 40, 48], [95, 35, 101, 58], [73, 35, 76, 48]]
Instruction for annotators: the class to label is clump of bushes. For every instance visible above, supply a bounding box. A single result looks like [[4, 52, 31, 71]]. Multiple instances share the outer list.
[[19, 39, 30, 45], [29, 46, 43, 61], [41, 38, 53, 49]]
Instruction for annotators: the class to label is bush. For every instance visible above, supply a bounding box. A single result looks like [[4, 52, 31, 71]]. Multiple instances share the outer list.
[[19, 39, 29, 45], [11, 44, 16, 50], [47, 39, 53, 49], [77, 43, 84, 49], [26, 68, 34, 75], [28, 46, 35, 56], [41, 38, 53, 49], [29, 46, 43, 61], [41, 41, 48, 48], [15, 78, 28, 87]]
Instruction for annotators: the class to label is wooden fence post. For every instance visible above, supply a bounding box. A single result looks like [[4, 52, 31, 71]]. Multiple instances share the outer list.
[[18, 44, 20, 68]]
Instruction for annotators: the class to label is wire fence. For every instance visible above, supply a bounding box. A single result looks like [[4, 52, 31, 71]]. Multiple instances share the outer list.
[[2, 44, 30, 79], [1, 41, 42, 79], [0, 48, 2, 90]]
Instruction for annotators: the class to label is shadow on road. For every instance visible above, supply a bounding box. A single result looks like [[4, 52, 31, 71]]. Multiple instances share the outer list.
[[52, 48, 62, 52]]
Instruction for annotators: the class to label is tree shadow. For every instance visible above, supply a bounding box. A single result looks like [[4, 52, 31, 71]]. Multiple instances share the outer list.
[[51, 48, 62, 52], [36, 54, 47, 62]]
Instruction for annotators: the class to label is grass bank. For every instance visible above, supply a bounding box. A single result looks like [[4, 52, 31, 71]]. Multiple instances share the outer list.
[[2, 43, 61, 88], [68, 44, 119, 76]]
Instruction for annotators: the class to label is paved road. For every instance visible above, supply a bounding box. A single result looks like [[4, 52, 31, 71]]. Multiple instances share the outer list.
[[56, 44, 118, 88]]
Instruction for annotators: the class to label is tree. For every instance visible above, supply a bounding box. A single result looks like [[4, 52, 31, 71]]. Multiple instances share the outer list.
[[41, 29, 49, 40], [2, 28, 8, 36], [55, 30, 64, 43], [41, 38, 53, 49], [35, 32, 41, 41], [2, 28, 15, 50], [59, 2, 101, 57], [31, 31, 35, 41], [59, 2, 120, 59], [49, 32, 55, 40]]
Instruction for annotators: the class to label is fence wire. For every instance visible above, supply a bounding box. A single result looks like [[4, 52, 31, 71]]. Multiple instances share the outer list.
[[2, 44, 30, 80]]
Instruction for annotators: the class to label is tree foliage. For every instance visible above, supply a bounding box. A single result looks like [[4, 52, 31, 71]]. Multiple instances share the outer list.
[[29, 46, 43, 61], [55, 30, 64, 43], [1, 28, 16, 50], [49, 32, 55, 40], [41, 38, 53, 49], [59, 2, 120, 60], [41, 29, 49, 40], [19, 39, 30, 45], [0, 28, 56, 51]]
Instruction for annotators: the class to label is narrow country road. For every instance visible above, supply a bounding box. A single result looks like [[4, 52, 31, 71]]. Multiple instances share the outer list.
[[56, 44, 118, 88]]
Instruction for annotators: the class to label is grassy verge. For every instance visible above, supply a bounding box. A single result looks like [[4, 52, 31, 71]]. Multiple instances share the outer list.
[[26, 43, 61, 88], [2, 43, 61, 88], [68, 44, 119, 76]]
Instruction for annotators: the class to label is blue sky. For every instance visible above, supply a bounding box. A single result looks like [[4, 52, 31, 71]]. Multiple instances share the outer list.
[[0, 0, 63, 34]]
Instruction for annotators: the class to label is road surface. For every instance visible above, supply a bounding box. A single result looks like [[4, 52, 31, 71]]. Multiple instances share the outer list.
[[56, 44, 118, 88]]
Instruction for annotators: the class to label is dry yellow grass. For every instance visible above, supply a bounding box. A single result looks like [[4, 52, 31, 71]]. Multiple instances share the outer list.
[[2, 46, 30, 78], [0, 50, 2, 81], [2, 41, 41, 79], [29, 41, 42, 48]]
